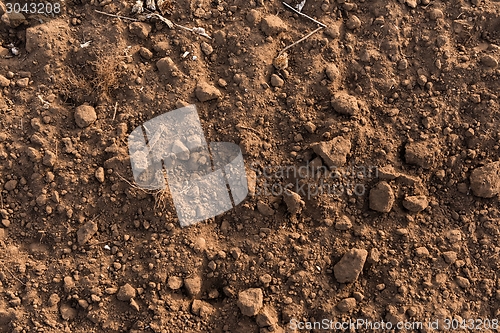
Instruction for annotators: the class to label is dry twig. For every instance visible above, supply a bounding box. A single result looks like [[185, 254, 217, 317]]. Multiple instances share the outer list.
[[278, 26, 324, 56], [282, 2, 326, 28], [0, 261, 26, 286], [113, 102, 118, 120]]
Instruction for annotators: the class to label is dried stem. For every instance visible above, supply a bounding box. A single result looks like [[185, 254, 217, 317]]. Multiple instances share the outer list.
[[279, 26, 324, 56], [282, 2, 326, 28]]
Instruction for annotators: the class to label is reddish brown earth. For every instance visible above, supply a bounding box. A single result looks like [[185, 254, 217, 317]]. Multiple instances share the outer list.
[[0, 0, 500, 332]]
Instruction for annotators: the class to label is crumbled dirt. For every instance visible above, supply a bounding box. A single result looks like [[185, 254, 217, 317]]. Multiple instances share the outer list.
[[1, 0, 500, 332]]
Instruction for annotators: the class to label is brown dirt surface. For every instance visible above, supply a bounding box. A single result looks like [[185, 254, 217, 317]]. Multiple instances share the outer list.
[[1, 0, 500, 332]]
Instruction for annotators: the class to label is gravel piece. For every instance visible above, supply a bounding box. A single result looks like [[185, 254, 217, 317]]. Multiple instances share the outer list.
[[446, 229, 462, 243], [191, 300, 213, 317], [48, 293, 60, 307], [42, 151, 57, 167], [442, 251, 457, 264], [0, 75, 10, 87], [406, 0, 417, 8], [270, 74, 284, 87], [130, 298, 140, 311], [129, 22, 151, 39], [304, 121, 316, 133], [246, 9, 260, 25], [4, 179, 17, 191], [335, 215, 352, 230], [353, 292, 364, 301], [195, 81, 222, 102], [337, 297, 357, 312], [331, 92, 359, 116], [139, 47, 153, 59], [59, 303, 77, 321], [334, 248, 368, 283], [117, 283, 136, 301], [237, 288, 263, 316], [415, 246, 430, 257], [456, 276, 470, 289], [369, 181, 395, 213], [257, 201, 275, 216], [76, 219, 98, 245], [16, 78, 29, 87], [184, 276, 202, 297], [324, 24, 340, 39], [63, 276, 75, 293], [325, 64, 340, 81], [167, 276, 183, 290], [256, 306, 278, 327], [404, 140, 438, 169], [156, 57, 178, 75], [200, 42, 213, 55], [283, 189, 304, 215], [429, 8, 444, 20], [74, 105, 97, 128], [346, 15, 361, 30], [480, 55, 498, 68], [402, 195, 429, 212], [469, 161, 500, 198], [95, 167, 105, 183], [6, 12, 26, 28], [260, 15, 287, 36], [378, 165, 399, 180], [231, 247, 242, 259], [311, 136, 351, 168]]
